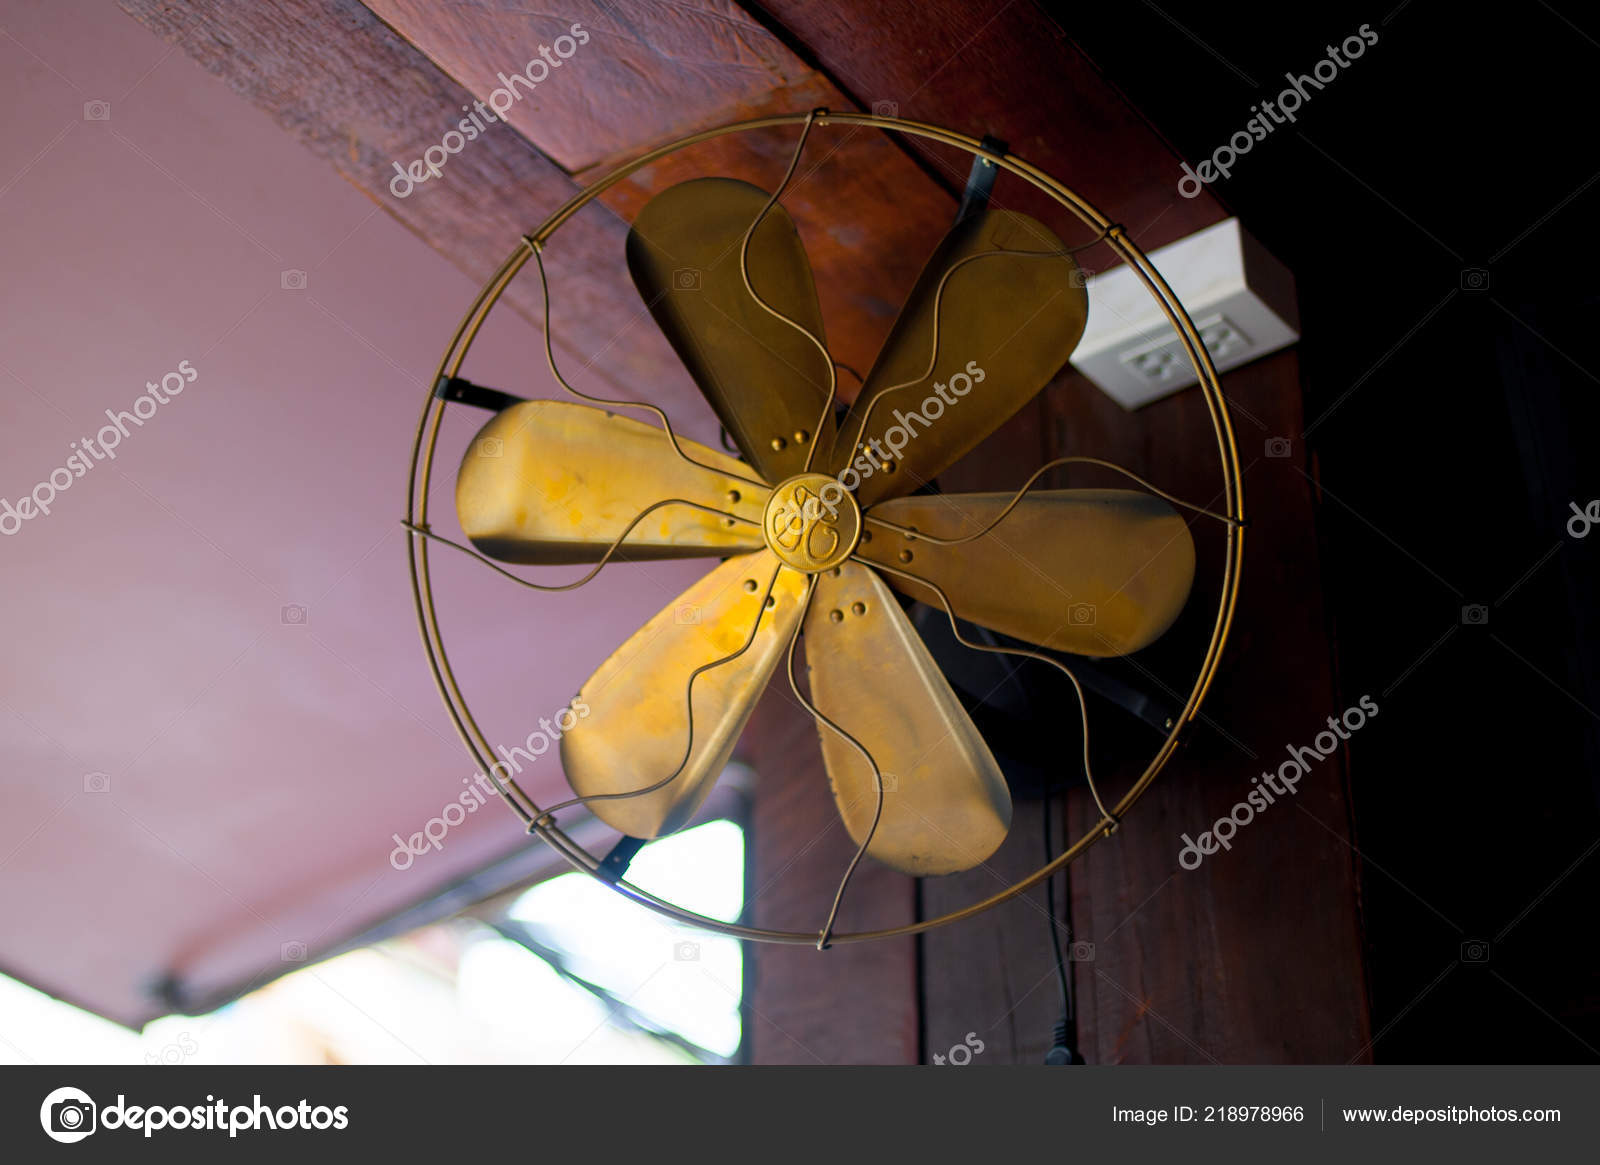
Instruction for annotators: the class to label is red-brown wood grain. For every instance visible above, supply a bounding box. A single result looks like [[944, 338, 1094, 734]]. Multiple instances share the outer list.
[[747, 0, 1231, 256], [363, 0, 815, 174], [366, 0, 966, 389], [576, 71, 962, 385], [1049, 352, 1371, 1062], [737, 684, 920, 1064]]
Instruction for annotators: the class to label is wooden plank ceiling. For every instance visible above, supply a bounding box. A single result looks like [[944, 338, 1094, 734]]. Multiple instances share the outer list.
[[119, 0, 1364, 1062]]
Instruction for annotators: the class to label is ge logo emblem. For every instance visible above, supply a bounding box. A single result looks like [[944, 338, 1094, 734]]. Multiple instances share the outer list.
[[40, 1086, 97, 1143], [762, 473, 859, 573], [771, 484, 837, 561]]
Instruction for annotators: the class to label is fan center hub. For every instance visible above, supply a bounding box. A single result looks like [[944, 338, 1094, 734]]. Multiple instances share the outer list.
[[763, 473, 860, 573]]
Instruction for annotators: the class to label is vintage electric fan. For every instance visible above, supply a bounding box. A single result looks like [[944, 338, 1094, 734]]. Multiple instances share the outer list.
[[406, 110, 1244, 948]]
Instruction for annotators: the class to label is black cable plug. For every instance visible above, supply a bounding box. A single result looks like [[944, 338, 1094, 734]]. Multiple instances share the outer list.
[[1045, 1016, 1081, 1065]]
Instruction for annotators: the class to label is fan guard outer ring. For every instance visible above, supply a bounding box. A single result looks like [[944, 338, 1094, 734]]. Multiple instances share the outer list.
[[406, 111, 1246, 945]]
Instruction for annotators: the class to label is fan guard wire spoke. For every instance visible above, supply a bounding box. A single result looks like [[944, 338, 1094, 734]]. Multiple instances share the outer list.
[[863, 556, 1119, 829], [836, 218, 1115, 482], [731, 110, 839, 477], [840, 242, 1086, 477], [781, 574, 889, 949], [400, 498, 758, 592], [523, 236, 769, 492], [531, 559, 792, 826], [406, 110, 1245, 944], [863, 454, 1244, 549]]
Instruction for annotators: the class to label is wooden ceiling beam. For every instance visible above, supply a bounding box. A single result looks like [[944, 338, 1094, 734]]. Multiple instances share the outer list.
[[745, 0, 1231, 257], [362, 0, 963, 383]]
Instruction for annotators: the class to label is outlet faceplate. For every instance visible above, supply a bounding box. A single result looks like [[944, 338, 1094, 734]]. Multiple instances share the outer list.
[[1070, 218, 1299, 409], [1120, 313, 1251, 385]]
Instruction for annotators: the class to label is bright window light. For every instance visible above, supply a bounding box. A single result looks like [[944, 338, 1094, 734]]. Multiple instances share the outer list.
[[0, 819, 745, 1064], [505, 817, 746, 1058]]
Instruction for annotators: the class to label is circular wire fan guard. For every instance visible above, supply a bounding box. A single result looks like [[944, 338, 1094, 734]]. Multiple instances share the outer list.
[[406, 111, 1245, 947]]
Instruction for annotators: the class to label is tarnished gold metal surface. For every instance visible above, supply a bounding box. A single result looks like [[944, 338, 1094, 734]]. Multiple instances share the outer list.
[[455, 399, 768, 564], [858, 489, 1195, 657], [803, 562, 1012, 875], [413, 111, 1245, 944], [561, 550, 808, 838], [763, 472, 860, 573], [829, 210, 1087, 509], [627, 177, 834, 483]]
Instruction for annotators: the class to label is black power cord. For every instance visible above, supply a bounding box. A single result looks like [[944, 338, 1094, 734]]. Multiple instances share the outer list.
[[1041, 781, 1082, 1065]]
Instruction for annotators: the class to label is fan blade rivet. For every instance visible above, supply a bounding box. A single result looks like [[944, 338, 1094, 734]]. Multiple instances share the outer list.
[[851, 602, 866, 616], [829, 609, 844, 623], [898, 549, 913, 563], [770, 436, 787, 451], [860, 530, 872, 543], [793, 429, 809, 444], [743, 579, 758, 592], [727, 489, 741, 504], [764, 596, 776, 609]]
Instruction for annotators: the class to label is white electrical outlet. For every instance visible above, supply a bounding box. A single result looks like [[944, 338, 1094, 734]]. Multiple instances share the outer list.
[[1120, 313, 1251, 384], [1070, 218, 1299, 409]]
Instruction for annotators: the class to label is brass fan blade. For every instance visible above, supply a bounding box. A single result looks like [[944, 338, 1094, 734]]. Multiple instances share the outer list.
[[829, 211, 1087, 508], [560, 551, 808, 839], [803, 562, 1011, 876], [858, 490, 1195, 657], [627, 177, 835, 482], [456, 399, 768, 565]]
